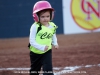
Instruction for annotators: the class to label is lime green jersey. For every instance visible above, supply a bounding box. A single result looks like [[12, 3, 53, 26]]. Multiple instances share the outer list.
[[29, 22, 58, 54]]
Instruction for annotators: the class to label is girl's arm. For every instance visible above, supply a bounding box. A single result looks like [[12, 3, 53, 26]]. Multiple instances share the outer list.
[[52, 34, 58, 46], [52, 34, 59, 49], [29, 24, 46, 51]]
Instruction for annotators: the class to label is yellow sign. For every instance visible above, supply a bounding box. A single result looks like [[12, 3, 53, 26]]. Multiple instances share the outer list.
[[71, 0, 100, 30]]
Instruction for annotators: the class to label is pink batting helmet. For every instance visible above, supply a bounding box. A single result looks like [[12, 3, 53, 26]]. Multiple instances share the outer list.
[[33, 1, 54, 22]]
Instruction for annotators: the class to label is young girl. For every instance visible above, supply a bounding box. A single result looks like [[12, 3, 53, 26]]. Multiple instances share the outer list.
[[29, 1, 59, 75]]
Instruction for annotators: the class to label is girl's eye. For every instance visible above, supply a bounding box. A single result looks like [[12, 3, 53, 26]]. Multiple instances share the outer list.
[[41, 15, 50, 18], [41, 16, 44, 18], [47, 16, 50, 17]]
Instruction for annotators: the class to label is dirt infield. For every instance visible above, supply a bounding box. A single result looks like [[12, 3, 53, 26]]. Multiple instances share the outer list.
[[0, 32, 100, 75]]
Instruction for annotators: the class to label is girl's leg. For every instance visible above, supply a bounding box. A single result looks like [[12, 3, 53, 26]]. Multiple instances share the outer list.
[[30, 51, 43, 75], [42, 50, 54, 75]]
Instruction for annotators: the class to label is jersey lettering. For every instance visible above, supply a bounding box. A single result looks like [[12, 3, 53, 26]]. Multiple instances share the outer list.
[[40, 32, 52, 39]]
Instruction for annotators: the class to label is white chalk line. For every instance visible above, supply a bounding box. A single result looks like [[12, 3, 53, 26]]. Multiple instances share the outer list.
[[0, 64, 100, 75]]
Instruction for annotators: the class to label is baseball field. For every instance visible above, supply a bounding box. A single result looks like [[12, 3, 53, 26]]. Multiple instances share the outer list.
[[0, 32, 100, 75]]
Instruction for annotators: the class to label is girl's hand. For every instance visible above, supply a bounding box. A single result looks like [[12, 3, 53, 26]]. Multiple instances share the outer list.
[[44, 46, 49, 51], [54, 45, 59, 49]]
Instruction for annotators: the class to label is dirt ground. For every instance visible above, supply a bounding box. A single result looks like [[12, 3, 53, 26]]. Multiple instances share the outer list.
[[0, 32, 100, 75]]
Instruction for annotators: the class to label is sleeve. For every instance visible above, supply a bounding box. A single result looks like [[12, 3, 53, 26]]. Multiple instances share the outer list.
[[52, 33, 58, 46], [50, 22, 58, 34], [29, 24, 46, 51]]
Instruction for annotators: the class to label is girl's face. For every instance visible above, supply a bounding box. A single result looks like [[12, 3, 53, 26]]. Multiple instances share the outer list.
[[39, 11, 50, 26]]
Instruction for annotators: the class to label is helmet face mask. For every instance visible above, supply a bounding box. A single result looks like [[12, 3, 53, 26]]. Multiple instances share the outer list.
[[33, 1, 54, 22]]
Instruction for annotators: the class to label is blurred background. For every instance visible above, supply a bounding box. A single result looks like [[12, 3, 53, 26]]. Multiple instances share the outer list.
[[0, 0, 63, 38], [0, 0, 100, 38], [0, 0, 100, 75]]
